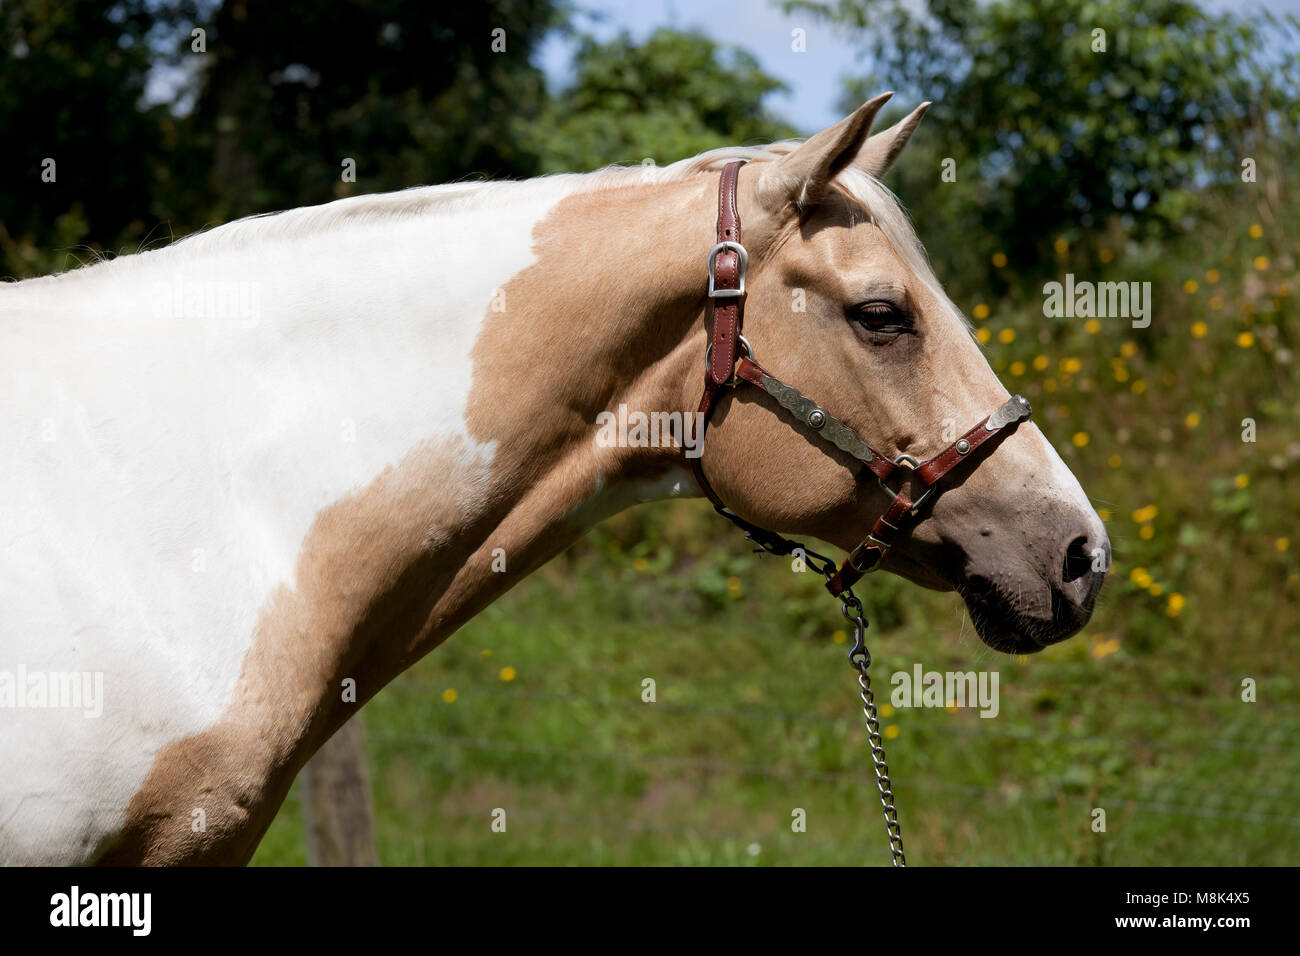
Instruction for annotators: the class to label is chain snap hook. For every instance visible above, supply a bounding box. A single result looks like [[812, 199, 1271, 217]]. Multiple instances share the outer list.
[[841, 594, 871, 669]]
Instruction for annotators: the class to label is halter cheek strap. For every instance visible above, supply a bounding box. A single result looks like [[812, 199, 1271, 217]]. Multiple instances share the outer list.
[[688, 161, 1032, 597]]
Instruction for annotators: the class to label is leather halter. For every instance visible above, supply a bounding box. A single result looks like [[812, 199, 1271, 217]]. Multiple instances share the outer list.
[[688, 160, 1033, 597]]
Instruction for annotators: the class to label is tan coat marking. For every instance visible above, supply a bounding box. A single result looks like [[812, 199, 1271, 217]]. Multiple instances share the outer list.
[[97, 179, 720, 864]]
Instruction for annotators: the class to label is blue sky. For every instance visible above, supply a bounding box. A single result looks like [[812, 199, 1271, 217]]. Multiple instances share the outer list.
[[537, 0, 1300, 135]]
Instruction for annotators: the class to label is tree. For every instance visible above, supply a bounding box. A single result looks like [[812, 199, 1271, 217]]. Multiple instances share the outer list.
[[187, 0, 562, 222], [530, 28, 795, 173], [785, 0, 1300, 276], [0, 0, 200, 275]]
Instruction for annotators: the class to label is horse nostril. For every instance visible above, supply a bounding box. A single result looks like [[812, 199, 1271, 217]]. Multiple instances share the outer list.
[[1061, 535, 1093, 584]]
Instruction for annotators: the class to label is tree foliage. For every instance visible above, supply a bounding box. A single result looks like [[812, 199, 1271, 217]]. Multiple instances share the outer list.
[[0, 5, 796, 277], [6, 0, 1298, 287], [188, 0, 561, 221], [786, 0, 1300, 274], [530, 28, 795, 172], [0, 0, 202, 264]]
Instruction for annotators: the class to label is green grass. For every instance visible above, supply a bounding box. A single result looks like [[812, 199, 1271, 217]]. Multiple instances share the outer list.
[[252, 505, 1298, 866], [253, 182, 1299, 867]]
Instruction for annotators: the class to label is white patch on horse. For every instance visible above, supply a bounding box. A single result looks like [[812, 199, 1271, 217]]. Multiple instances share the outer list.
[[0, 178, 577, 863]]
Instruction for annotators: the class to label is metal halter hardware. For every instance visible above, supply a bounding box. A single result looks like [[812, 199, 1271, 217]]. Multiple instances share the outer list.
[[704, 334, 755, 376], [877, 454, 936, 515], [706, 241, 749, 298], [847, 535, 890, 573], [685, 161, 1033, 868]]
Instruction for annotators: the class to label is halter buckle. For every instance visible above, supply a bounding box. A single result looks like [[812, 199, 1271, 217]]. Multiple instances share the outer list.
[[706, 241, 749, 299]]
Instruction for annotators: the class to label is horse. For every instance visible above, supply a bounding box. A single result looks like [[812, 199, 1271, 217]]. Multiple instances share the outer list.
[[0, 93, 1108, 865]]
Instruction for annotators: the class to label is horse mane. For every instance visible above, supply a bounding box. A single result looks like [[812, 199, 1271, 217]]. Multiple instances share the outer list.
[[162, 144, 804, 256], [12, 139, 964, 332]]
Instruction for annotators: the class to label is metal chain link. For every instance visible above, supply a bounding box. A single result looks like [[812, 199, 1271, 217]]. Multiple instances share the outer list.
[[840, 590, 907, 867]]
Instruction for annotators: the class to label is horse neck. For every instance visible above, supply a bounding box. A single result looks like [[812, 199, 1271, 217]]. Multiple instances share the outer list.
[[400, 172, 720, 641], [179, 176, 710, 738], [253, 172, 721, 762], [0, 175, 726, 861]]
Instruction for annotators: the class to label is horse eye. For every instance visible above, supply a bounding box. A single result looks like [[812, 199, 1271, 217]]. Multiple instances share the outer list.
[[851, 301, 911, 332]]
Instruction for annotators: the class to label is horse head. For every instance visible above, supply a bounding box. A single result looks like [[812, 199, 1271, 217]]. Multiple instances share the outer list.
[[677, 95, 1110, 652]]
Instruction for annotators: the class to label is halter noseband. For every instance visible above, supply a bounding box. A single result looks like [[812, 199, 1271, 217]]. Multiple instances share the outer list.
[[688, 160, 1032, 597]]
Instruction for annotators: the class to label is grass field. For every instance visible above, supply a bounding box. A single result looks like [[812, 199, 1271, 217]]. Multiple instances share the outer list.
[[252, 178, 1299, 867], [250, 521, 1298, 865]]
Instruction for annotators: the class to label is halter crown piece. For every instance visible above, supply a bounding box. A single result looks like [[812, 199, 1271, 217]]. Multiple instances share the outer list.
[[685, 161, 1033, 867]]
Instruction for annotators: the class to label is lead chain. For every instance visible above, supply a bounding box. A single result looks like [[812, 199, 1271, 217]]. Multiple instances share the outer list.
[[840, 592, 907, 867]]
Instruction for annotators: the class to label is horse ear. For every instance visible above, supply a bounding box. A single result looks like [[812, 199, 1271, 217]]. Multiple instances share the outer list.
[[854, 101, 931, 179], [756, 92, 893, 212]]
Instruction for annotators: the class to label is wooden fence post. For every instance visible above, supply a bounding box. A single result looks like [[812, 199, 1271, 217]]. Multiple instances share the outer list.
[[300, 713, 379, 866]]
